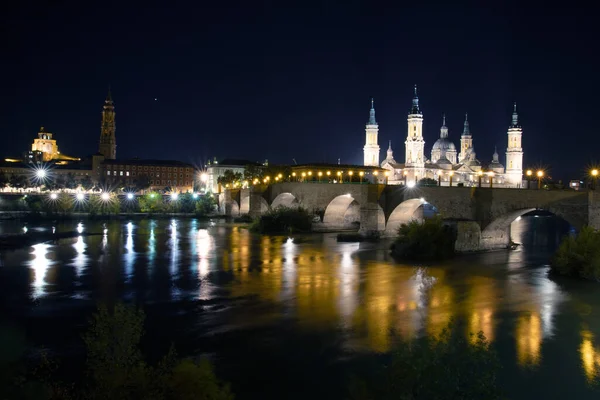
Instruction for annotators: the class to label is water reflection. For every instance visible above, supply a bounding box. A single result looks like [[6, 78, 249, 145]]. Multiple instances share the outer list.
[[580, 329, 600, 382], [3, 216, 597, 399], [29, 243, 52, 299]]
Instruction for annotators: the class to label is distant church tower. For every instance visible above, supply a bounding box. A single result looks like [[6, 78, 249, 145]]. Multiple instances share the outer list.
[[405, 85, 425, 169], [363, 98, 380, 166], [459, 113, 472, 163], [98, 89, 117, 159], [505, 103, 523, 186]]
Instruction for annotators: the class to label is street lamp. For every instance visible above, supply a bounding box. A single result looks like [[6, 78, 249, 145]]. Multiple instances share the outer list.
[[526, 169, 533, 189], [318, 171, 322, 182], [359, 171, 364, 183], [348, 171, 354, 183], [76, 193, 85, 201], [488, 171, 495, 188], [537, 170, 544, 189], [385, 171, 390, 185], [50, 193, 58, 200], [101, 192, 110, 201], [403, 170, 408, 186], [337, 171, 342, 183], [477, 170, 483, 188], [449, 171, 454, 187], [592, 169, 598, 190], [126, 193, 134, 200], [292, 172, 297, 181]]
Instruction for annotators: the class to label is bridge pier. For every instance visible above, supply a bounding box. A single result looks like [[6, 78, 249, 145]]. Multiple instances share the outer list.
[[359, 204, 385, 233]]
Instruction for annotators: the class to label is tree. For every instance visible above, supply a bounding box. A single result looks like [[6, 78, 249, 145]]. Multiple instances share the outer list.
[[418, 177, 438, 186], [217, 170, 243, 187], [195, 193, 216, 216], [0, 171, 8, 188], [80, 175, 94, 191], [243, 164, 263, 182], [391, 216, 455, 261], [350, 320, 501, 400], [138, 192, 165, 214], [87, 194, 121, 216], [177, 193, 196, 213], [65, 173, 78, 190], [9, 174, 28, 189], [83, 304, 233, 400]]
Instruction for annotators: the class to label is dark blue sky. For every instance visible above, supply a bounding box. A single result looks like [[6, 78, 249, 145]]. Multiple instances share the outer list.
[[2, 1, 598, 180]]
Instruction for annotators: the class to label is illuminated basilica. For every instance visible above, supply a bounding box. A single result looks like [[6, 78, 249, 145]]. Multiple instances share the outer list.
[[363, 86, 524, 188]]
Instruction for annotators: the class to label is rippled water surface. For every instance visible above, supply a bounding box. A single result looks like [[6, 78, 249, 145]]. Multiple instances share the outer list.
[[1, 216, 599, 399]]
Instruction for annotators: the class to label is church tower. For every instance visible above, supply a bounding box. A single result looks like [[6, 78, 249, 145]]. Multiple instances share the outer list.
[[98, 89, 117, 159], [405, 85, 425, 169], [505, 103, 523, 186], [459, 113, 472, 163], [363, 99, 380, 166]]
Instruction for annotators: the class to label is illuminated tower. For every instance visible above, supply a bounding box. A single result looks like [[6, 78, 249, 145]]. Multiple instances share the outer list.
[[363, 98, 380, 166], [98, 89, 117, 159], [459, 113, 472, 163], [505, 103, 523, 186], [405, 85, 425, 170]]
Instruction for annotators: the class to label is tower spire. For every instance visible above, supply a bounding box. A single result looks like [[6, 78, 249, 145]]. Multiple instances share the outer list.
[[511, 102, 519, 127], [368, 98, 377, 125], [440, 113, 448, 139], [106, 86, 113, 103], [462, 113, 470, 135], [410, 84, 420, 114]]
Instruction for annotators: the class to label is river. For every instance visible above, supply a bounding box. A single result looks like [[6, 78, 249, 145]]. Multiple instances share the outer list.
[[0, 216, 599, 399]]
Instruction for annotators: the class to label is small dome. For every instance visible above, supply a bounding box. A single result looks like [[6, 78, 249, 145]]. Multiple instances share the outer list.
[[432, 138, 456, 151], [437, 156, 452, 170]]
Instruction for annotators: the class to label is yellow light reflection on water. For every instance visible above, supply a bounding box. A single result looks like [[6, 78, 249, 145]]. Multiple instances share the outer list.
[[516, 313, 542, 366], [580, 330, 600, 382]]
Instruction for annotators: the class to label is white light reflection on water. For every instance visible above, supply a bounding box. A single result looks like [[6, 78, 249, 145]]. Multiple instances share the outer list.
[[197, 228, 214, 300], [148, 220, 156, 267], [124, 222, 135, 280], [169, 220, 179, 277], [29, 244, 52, 299], [338, 242, 359, 328], [71, 235, 87, 277]]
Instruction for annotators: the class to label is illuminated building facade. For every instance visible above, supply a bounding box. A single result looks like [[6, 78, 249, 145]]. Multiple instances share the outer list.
[[370, 87, 525, 188], [101, 159, 195, 193], [30, 127, 80, 162]]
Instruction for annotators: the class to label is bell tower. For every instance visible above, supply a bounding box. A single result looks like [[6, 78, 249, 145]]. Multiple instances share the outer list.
[[363, 98, 380, 166], [405, 85, 425, 167], [98, 89, 117, 159], [459, 113, 472, 163], [505, 103, 523, 186]]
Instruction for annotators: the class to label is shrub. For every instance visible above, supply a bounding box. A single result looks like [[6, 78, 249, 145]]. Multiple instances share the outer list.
[[195, 193, 217, 216], [551, 226, 600, 281], [350, 320, 501, 400], [250, 206, 312, 234], [138, 192, 165, 214], [391, 216, 455, 261], [233, 214, 253, 223], [418, 177, 438, 186]]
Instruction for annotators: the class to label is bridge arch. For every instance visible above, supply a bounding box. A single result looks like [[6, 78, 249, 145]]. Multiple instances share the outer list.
[[323, 194, 361, 228], [240, 196, 269, 215], [229, 200, 240, 216], [271, 192, 298, 209], [480, 208, 580, 249], [384, 198, 426, 235]]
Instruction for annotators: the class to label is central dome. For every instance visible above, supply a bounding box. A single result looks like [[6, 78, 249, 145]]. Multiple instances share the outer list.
[[432, 138, 456, 151]]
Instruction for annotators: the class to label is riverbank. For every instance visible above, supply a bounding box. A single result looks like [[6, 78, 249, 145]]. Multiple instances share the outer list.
[[0, 210, 229, 221]]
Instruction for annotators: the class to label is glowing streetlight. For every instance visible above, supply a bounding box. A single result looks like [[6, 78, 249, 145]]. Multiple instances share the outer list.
[[488, 171, 495, 188], [76, 193, 85, 201], [150, 193, 156, 198], [407, 181, 416, 188], [537, 170, 544, 189], [200, 173, 208, 182], [592, 169, 599, 190], [326, 171, 331, 176], [36, 169, 46, 179], [50, 193, 58, 200], [193, 193, 199, 199], [126, 193, 134, 200], [448, 171, 454, 187], [101, 192, 110, 201], [526, 169, 533, 189], [171, 192, 179, 200], [477, 170, 483, 188]]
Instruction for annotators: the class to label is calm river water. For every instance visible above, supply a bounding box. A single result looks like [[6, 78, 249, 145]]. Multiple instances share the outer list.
[[0, 216, 599, 399]]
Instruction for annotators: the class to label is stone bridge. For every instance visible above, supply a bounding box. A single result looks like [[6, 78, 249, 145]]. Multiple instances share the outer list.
[[221, 183, 600, 250]]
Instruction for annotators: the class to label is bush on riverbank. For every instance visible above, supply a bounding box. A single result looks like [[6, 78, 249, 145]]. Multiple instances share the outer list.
[[350, 319, 501, 400], [551, 226, 600, 281], [250, 206, 312, 234], [391, 217, 455, 261], [1, 303, 233, 400]]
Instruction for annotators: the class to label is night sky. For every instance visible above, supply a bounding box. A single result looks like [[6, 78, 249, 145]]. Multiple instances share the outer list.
[[2, 1, 599, 180]]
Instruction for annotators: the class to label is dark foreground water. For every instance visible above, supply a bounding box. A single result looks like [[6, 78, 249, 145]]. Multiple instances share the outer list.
[[1, 216, 599, 399]]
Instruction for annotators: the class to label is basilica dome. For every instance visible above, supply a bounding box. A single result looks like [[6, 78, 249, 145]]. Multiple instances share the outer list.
[[432, 138, 456, 152]]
